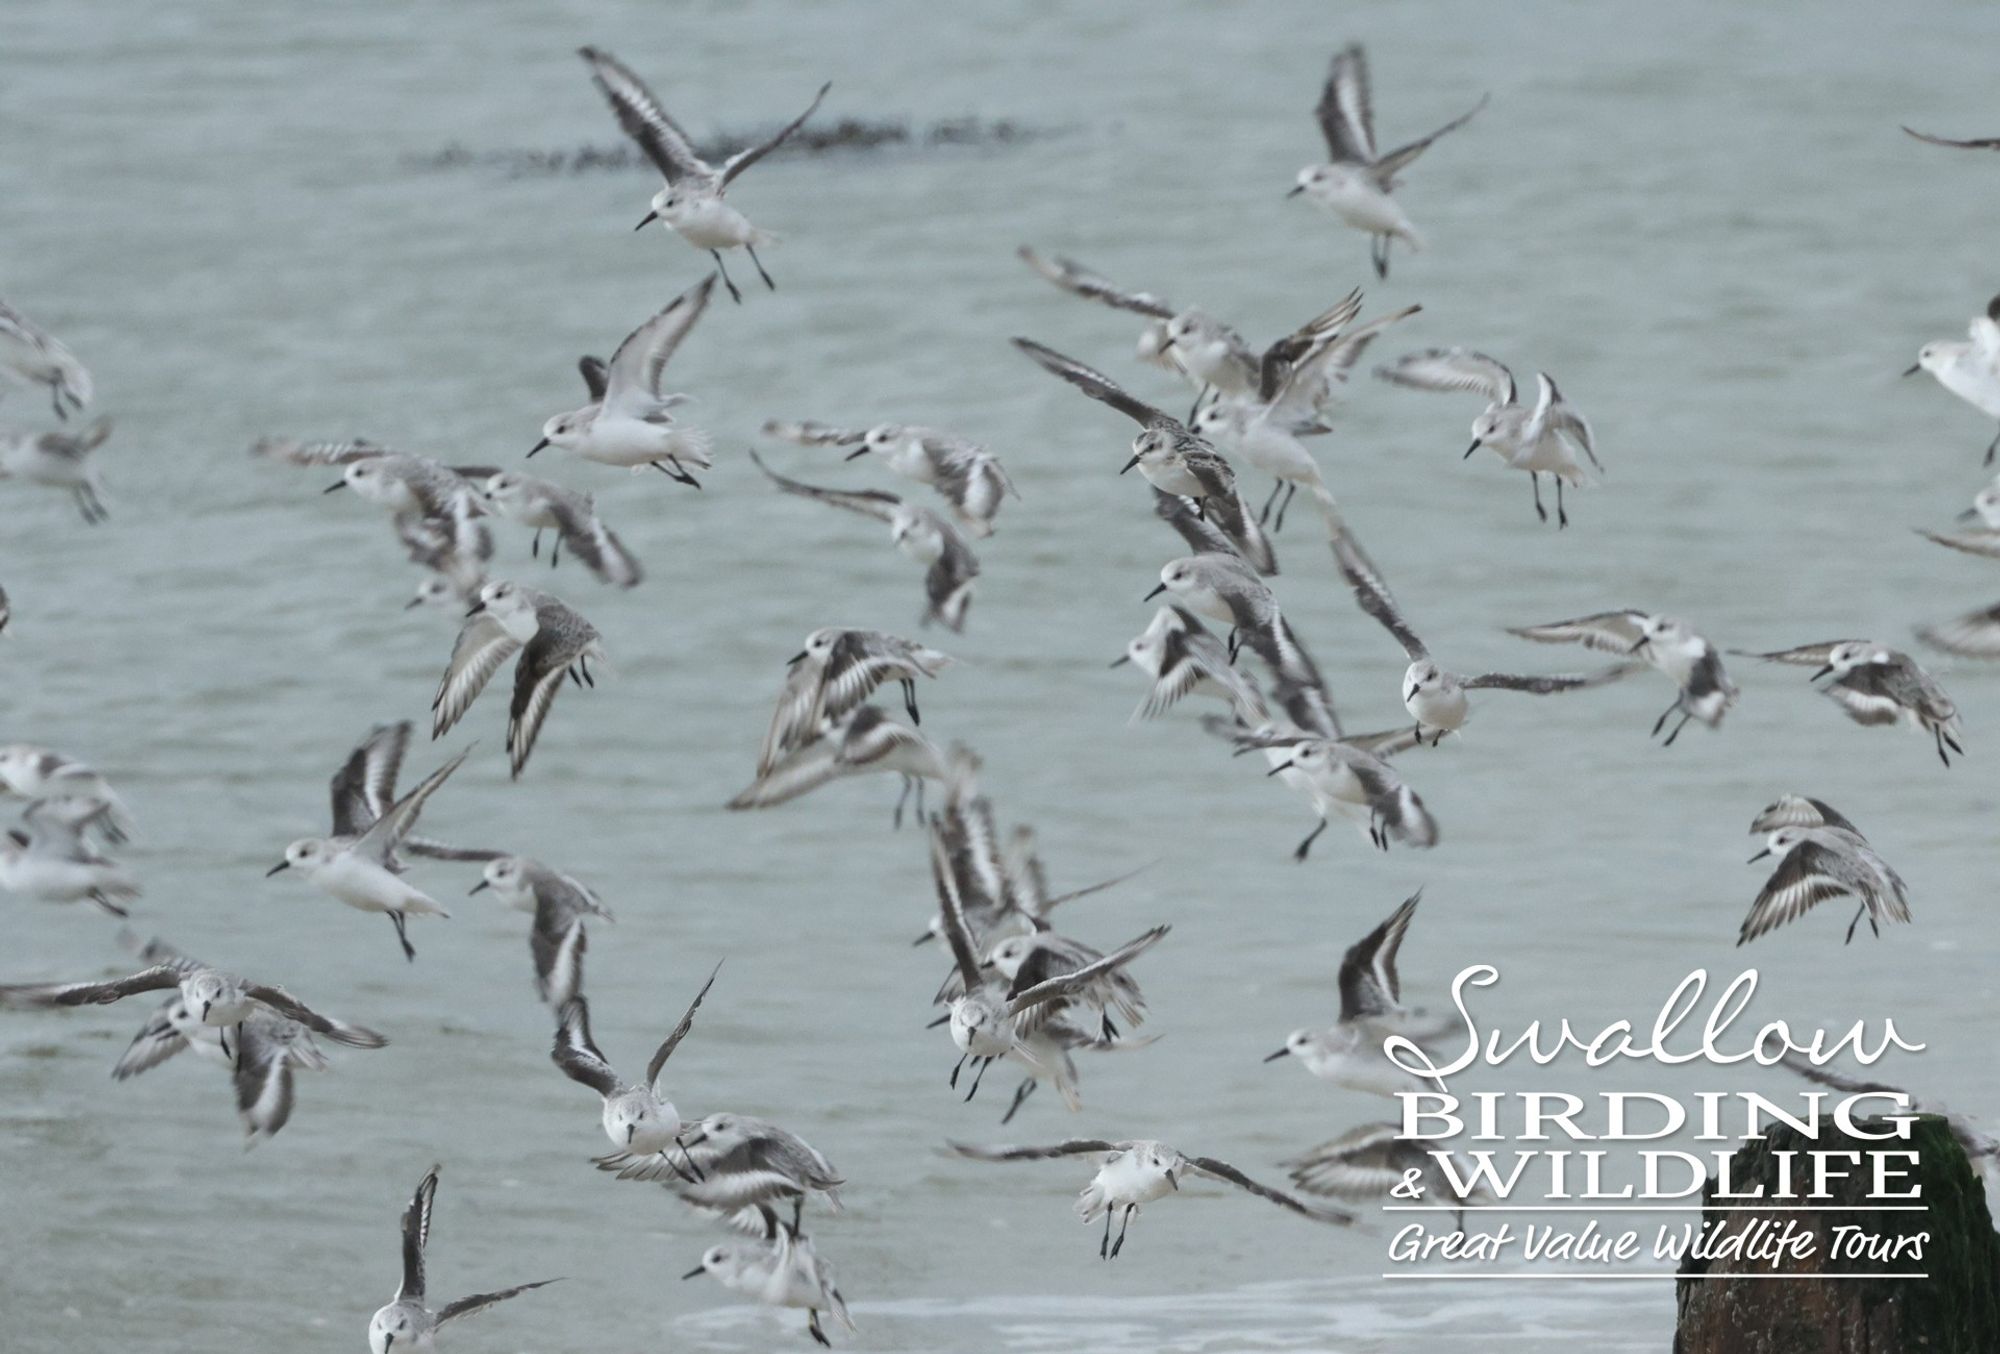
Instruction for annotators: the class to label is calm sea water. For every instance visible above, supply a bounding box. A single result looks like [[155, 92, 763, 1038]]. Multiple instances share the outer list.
[[4, 3, 1997, 1350]]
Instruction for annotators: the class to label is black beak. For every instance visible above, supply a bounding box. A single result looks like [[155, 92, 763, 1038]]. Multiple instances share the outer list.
[[322, 479, 347, 493], [911, 930, 935, 947], [1286, 185, 1305, 198], [680, 1130, 708, 1150], [635, 212, 659, 232], [843, 446, 871, 461], [528, 438, 549, 458], [1265, 761, 1295, 777], [1142, 583, 1167, 601], [403, 597, 424, 611], [383, 1337, 394, 1353], [680, 1265, 704, 1280], [1263, 1047, 1290, 1062], [1462, 439, 1481, 460], [1809, 664, 1833, 682], [1748, 848, 1771, 863], [1405, 684, 1419, 704], [1957, 507, 1980, 523], [265, 861, 289, 877], [925, 1012, 951, 1028], [1166, 1169, 1179, 1189], [465, 602, 486, 617], [469, 880, 490, 895], [1119, 454, 1141, 474], [201, 1001, 211, 1022], [1110, 655, 1131, 668], [627, 1124, 635, 1143], [1628, 637, 1649, 654], [1902, 362, 1922, 378]]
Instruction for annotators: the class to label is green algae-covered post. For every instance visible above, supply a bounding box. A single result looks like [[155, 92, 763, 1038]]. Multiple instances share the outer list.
[[1673, 1114, 2000, 1352]]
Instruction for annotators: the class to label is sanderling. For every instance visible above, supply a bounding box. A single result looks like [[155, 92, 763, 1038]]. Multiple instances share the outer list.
[[1329, 522, 1639, 741], [1734, 640, 1962, 764], [728, 705, 951, 824], [930, 819, 1167, 1113], [480, 471, 642, 588], [1743, 805, 1910, 945], [757, 628, 954, 776], [750, 451, 980, 632], [1215, 720, 1433, 857], [1014, 338, 1276, 573], [1113, 604, 1269, 725], [0, 797, 140, 915], [531, 275, 715, 484], [1288, 43, 1487, 278], [255, 440, 501, 580], [368, 1165, 559, 1354], [0, 299, 92, 419], [1917, 599, 2000, 658], [0, 418, 113, 523], [112, 992, 334, 1143], [1144, 555, 1327, 710], [1191, 302, 1421, 530], [268, 743, 477, 961], [396, 499, 492, 609], [761, 419, 1018, 538], [1263, 891, 1450, 1095], [1906, 295, 2000, 463], [1283, 1122, 1494, 1228], [578, 46, 828, 302], [319, 722, 497, 869], [0, 933, 386, 1063], [470, 856, 613, 1007], [1509, 611, 1736, 743], [1377, 351, 1599, 525], [550, 963, 721, 1172], [431, 580, 605, 779], [0, 744, 133, 841], [601, 1112, 844, 1235], [948, 1138, 1352, 1259], [682, 1225, 855, 1348], [1015, 246, 1186, 381]]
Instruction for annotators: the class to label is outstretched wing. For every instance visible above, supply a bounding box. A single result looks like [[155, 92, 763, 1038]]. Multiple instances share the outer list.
[[352, 747, 472, 866], [644, 960, 723, 1088], [330, 722, 411, 838], [1007, 925, 1169, 1015], [1314, 44, 1376, 164], [397, 1165, 441, 1304], [720, 82, 831, 187], [1507, 611, 1649, 656], [749, 449, 900, 523], [437, 1279, 561, 1327], [1903, 125, 2000, 151], [1337, 890, 1421, 1020], [1375, 348, 1515, 404], [604, 275, 716, 409], [760, 419, 869, 449], [551, 996, 620, 1097], [577, 47, 711, 183], [1015, 247, 1175, 319], [1186, 1155, 1356, 1223], [241, 983, 387, 1048], [1012, 337, 1172, 430], [1739, 844, 1853, 945], [947, 1139, 1127, 1161], [433, 614, 522, 739], [1329, 522, 1426, 661], [0, 964, 181, 1008], [1373, 93, 1489, 184]]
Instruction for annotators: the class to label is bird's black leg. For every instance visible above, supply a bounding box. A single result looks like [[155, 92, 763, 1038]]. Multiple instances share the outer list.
[[709, 250, 743, 304], [1845, 903, 1866, 945], [1371, 235, 1389, 280], [49, 382, 66, 421], [1274, 481, 1298, 532], [1187, 384, 1212, 424], [1651, 698, 1681, 739], [1259, 477, 1285, 525], [1934, 725, 1952, 767], [1100, 1208, 1114, 1258], [1555, 478, 1568, 529], [1001, 1077, 1036, 1124], [792, 1194, 805, 1235], [662, 455, 701, 488], [1194, 495, 1208, 522], [808, 1310, 830, 1348], [892, 775, 914, 829], [568, 666, 583, 689], [1662, 712, 1693, 747], [1293, 818, 1327, 862], [550, 535, 561, 567], [579, 655, 594, 688], [1531, 473, 1548, 522], [963, 1055, 993, 1102], [1987, 426, 1999, 466], [1110, 1204, 1134, 1257], [1226, 628, 1242, 663], [390, 912, 416, 962], [949, 1052, 967, 1088], [1943, 728, 1965, 756], [901, 678, 919, 723], [746, 244, 777, 291], [531, 530, 541, 559]]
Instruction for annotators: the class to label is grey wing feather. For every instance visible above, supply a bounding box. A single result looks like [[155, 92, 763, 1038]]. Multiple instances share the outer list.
[[720, 82, 830, 186], [1187, 1156, 1355, 1223], [749, 449, 900, 523], [577, 47, 710, 182], [436, 1280, 561, 1327], [644, 960, 723, 1088], [947, 1139, 1126, 1161], [1012, 338, 1170, 428]]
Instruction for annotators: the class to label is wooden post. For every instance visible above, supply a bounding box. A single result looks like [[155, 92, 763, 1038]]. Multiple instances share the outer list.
[[1674, 1113, 2000, 1352]]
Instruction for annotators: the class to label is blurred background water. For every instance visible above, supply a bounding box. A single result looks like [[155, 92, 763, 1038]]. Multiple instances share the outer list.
[[3, 2, 1997, 1350]]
